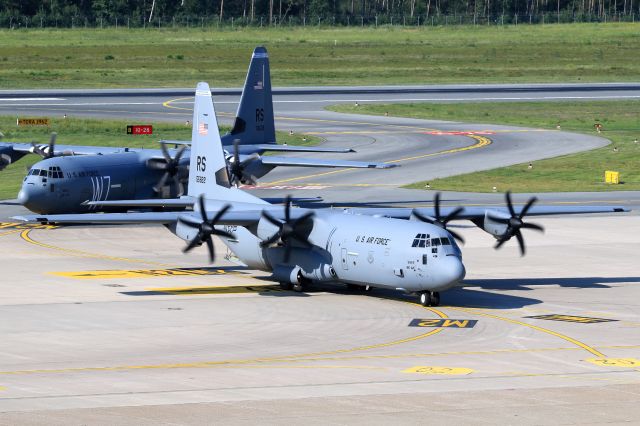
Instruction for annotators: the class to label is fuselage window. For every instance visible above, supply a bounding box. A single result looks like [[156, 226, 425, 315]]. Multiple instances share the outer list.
[[422, 254, 428, 264]]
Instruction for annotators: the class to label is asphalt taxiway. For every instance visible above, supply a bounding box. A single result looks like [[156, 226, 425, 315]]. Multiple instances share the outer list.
[[1, 84, 639, 423], [0, 214, 638, 423]]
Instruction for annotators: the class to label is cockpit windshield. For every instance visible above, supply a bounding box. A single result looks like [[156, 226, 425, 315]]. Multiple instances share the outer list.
[[28, 166, 64, 179]]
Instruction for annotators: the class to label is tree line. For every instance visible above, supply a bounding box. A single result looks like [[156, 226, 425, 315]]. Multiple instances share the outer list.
[[2, 0, 639, 27]]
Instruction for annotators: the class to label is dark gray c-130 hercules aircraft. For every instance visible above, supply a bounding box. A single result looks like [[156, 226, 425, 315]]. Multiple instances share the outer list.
[[0, 47, 394, 214]]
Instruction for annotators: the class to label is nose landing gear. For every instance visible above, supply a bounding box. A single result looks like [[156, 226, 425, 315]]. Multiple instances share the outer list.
[[419, 291, 440, 307]]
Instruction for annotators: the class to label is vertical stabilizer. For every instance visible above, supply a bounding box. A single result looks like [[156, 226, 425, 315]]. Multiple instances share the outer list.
[[188, 82, 230, 198], [222, 46, 276, 146]]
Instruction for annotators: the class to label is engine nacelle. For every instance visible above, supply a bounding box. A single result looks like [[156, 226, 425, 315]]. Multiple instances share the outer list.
[[476, 210, 510, 238], [272, 265, 304, 284], [269, 249, 337, 283]]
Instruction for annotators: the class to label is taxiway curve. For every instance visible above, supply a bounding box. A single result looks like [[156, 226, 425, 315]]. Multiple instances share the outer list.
[[2, 83, 640, 214]]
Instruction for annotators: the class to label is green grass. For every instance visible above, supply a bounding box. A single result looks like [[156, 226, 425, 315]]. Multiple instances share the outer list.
[[0, 115, 318, 199], [329, 100, 640, 192], [1, 24, 640, 88]]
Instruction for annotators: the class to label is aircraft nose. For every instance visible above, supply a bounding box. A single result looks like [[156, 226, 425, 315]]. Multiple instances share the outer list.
[[18, 184, 45, 214], [433, 256, 466, 290]]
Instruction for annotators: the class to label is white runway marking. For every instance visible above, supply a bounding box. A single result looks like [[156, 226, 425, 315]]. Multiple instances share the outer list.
[[0, 98, 66, 101]]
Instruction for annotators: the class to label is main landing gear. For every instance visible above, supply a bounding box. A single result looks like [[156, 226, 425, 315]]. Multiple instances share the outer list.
[[419, 291, 440, 307]]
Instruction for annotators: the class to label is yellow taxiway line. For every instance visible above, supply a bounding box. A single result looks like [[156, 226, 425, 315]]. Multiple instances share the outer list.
[[262, 135, 491, 186]]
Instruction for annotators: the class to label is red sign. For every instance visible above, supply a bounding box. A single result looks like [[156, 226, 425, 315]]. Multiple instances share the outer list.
[[127, 125, 153, 135]]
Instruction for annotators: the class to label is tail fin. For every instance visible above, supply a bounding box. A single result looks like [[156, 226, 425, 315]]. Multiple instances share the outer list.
[[222, 46, 276, 146], [187, 82, 230, 198]]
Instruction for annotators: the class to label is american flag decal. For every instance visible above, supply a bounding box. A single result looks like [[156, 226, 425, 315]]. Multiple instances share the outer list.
[[198, 121, 208, 135], [254, 80, 263, 90]]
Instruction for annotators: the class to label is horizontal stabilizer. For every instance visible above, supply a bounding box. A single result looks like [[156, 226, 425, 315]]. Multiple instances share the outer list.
[[260, 156, 396, 169], [250, 144, 355, 153]]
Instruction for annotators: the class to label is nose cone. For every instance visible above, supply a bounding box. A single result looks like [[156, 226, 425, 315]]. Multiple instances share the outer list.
[[432, 257, 466, 291], [18, 184, 46, 214]]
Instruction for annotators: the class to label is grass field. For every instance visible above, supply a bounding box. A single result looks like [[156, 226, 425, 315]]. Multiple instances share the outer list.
[[0, 115, 317, 199], [1, 24, 640, 88], [329, 100, 640, 192]]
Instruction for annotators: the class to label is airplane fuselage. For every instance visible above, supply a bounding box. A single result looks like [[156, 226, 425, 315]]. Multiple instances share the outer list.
[[176, 210, 466, 294], [17, 152, 179, 214]]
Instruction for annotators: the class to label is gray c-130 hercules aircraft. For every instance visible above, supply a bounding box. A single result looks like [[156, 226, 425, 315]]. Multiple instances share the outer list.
[[15, 82, 629, 306], [1, 47, 394, 215]]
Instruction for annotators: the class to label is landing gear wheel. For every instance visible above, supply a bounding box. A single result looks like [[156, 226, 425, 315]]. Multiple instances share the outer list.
[[279, 282, 293, 291], [292, 283, 304, 292], [419, 291, 440, 307], [420, 292, 429, 307], [431, 292, 440, 307]]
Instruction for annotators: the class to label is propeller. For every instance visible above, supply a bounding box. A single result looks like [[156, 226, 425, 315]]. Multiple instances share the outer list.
[[31, 132, 57, 159], [228, 139, 259, 187], [178, 194, 235, 263], [147, 143, 188, 196], [491, 191, 544, 256], [412, 192, 466, 244], [260, 195, 315, 262]]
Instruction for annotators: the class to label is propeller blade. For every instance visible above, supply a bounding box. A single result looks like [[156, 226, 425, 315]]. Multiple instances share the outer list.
[[260, 231, 282, 247], [521, 222, 544, 232], [160, 143, 171, 162], [284, 195, 292, 222], [173, 145, 187, 163], [174, 176, 184, 197], [295, 211, 315, 225], [519, 196, 538, 218], [205, 237, 215, 263], [505, 191, 516, 217], [48, 132, 57, 157], [413, 210, 436, 224], [212, 229, 236, 240], [262, 210, 283, 228], [183, 234, 203, 253], [434, 192, 441, 220], [153, 172, 170, 193], [443, 206, 465, 225], [515, 230, 526, 256], [447, 229, 465, 245], [211, 204, 232, 224], [177, 215, 201, 228], [494, 236, 509, 250], [198, 194, 209, 223]]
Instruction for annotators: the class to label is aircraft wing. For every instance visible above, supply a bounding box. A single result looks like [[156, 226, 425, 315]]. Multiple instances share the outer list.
[[12, 209, 267, 226], [259, 156, 396, 169], [83, 196, 323, 209], [248, 144, 355, 153], [1, 142, 137, 156], [350, 205, 628, 219]]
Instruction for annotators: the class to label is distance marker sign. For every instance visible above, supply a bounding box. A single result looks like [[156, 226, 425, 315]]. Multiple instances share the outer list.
[[127, 125, 153, 135]]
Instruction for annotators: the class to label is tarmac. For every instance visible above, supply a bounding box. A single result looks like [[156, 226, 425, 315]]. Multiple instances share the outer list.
[[0, 213, 638, 424]]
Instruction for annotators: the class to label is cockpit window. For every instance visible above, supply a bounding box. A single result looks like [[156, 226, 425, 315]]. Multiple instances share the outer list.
[[411, 233, 430, 248], [39, 169, 47, 177], [441, 237, 451, 245], [46, 166, 63, 179]]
